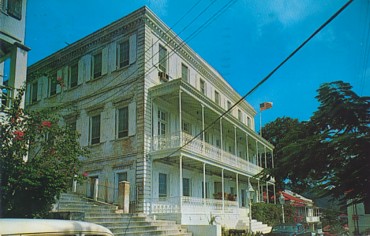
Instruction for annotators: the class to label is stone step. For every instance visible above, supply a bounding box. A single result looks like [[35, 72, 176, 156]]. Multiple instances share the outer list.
[[55, 192, 192, 236]]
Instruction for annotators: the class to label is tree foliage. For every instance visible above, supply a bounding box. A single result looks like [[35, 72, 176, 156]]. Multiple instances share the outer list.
[[0, 88, 88, 217], [261, 81, 370, 205]]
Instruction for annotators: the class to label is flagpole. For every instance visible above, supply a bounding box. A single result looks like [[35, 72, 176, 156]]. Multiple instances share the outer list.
[[260, 111, 262, 137]]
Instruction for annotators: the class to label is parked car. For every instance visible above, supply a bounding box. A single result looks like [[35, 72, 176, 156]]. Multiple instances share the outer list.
[[0, 218, 113, 236], [265, 223, 311, 236]]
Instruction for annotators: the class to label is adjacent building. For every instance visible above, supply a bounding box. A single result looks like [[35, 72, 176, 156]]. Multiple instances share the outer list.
[[26, 7, 275, 229], [0, 0, 29, 114]]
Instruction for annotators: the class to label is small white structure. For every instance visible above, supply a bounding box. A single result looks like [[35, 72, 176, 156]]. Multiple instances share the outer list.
[[26, 6, 275, 230]]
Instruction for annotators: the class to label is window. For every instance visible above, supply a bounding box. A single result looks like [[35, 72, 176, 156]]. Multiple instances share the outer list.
[[118, 40, 129, 68], [90, 114, 101, 145], [69, 63, 78, 88], [158, 45, 167, 73], [181, 64, 188, 82], [158, 110, 167, 136], [214, 182, 222, 194], [200, 79, 206, 95], [183, 178, 191, 197], [182, 121, 191, 135], [7, 0, 22, 20], [92, 52, 102, 79], [238, 109, 242, 122], [247, 116, 251, 127], [67, 120, 77, 131], [31, 81, 38, 103], [227, 100, 232, 110], [49, 73, 57, 96], [117, 106, 128, 138], [215, 91, 220, 105], [202, 182, 209, 198], [159, 173, 167, 198]]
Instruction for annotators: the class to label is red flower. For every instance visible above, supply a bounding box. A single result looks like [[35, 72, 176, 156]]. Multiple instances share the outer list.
[[82, 172, 89, 177], [41, 120, 52, 128], [57, 77, 64, 88], [13, 130, 25, 141]]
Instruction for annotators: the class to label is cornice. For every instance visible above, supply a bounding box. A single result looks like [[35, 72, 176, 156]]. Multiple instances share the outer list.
[[27, 7, 147, 81]]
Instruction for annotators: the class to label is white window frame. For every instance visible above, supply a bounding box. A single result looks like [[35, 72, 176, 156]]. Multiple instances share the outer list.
[[159, 173, 168, 198], [69, 63, 78, 89], [117, 39, 130, 69], [90, 113, 101, 145], [158, 44, 167, 73], [181, 63, 189, 82], [116, 106, 129, 138], [92, 51, 102, 79]]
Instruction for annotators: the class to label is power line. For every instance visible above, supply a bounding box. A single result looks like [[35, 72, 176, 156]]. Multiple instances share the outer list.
[[162, 0, 354, 160]]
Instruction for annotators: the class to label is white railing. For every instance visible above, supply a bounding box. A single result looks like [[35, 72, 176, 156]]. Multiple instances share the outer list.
[[151, 196, 239, 214], [152, 132, 263, 175]]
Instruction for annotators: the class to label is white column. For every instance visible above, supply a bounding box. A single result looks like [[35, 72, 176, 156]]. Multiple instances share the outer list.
[[264, 146, 267, 169], [94, 178, 99, 201], [236, 173, 239, 206], [272, 149, 275, 168], [179, 90, 182, 145], [220, 118, 223, 152], [203, 163, 206, 201], [257, 180, 260, 202], [179, 155, 183, 211], [201, 104, 205, 153], [234, 126, 237, 156], [222, 169, 225, 214], [246, 133, 249, 162], [255, 141, 259, 166]]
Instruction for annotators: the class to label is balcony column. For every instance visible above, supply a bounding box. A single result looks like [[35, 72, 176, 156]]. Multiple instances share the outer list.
[[255, 140, 259, 166], [201, 104, 205, 153], [264, 146, 267, 169], [179, 155, 183, 211], [257, 179, 260, 202], [222, 168, 225, 214], [234, 126, 237, 157], [236, 173, 239, 206], [179, 90, 182, 145], [203, 163, 206, 206], [246, 133, 249, 162], [220, 118, 223, 154]]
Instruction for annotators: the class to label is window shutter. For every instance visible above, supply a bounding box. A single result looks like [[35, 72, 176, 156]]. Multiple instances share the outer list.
[[63, 66, 69, 88], [78, 57, 84, 85], [109, 42, 117, 72], [102, 46, 108, 75], [129, 33, 137, 64], [42, 76, 48, 98], [37, 77, 42, 101], [152, 40, 159, 66], [128, 101, 136, 136], [56, 69, 63, 93], [84, 54, 92, 81], [25, 83, 31, 105]]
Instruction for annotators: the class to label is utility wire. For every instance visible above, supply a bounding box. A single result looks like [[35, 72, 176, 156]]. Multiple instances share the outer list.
[[70, 0, 235, 109], [61, 0, 220, 109], [162, 0, 354, 160]]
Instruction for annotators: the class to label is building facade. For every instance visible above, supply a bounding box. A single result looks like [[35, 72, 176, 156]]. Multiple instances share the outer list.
[[26, 7, 275, 229], [0, 0, 29, 114]]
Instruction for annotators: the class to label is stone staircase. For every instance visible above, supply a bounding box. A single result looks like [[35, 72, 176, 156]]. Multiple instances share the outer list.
[[53, 192, 192, 236], [250, 219, 272, 234]]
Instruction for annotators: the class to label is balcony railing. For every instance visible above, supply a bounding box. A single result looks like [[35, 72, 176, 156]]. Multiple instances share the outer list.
[[151, 196, 239, 214], [152, 132, 263, 175], [0, 84, 14, 112]]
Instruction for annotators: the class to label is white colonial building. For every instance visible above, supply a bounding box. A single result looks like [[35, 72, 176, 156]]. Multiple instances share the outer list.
[[1, 0, 29, 114], [26, 7, 275, 229]]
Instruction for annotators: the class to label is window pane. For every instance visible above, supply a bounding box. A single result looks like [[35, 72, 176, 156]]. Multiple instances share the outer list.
[[119, 41, 129, 68], [50, 74, 57, 96], [70, 63, 78, 88], [31, 81, 38, 102], [183, 178, 190, 197], [159, 45, 167, 73], [159, 173, 167, 197], [93, 53, 102, 78], [7, 0, 22, 20], [91, 114, 101, 144], [181, 64, 188, 82], [118, 107, 128, 138]]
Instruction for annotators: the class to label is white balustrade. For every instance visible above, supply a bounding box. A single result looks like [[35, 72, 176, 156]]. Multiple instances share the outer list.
[[152, 132, 263, 175]]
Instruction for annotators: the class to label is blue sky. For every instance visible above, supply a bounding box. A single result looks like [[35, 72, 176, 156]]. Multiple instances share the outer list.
[[25, 0, 369, 129]]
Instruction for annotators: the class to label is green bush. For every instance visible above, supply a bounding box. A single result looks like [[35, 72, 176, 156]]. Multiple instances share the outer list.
[[252, 203, 295, 226]]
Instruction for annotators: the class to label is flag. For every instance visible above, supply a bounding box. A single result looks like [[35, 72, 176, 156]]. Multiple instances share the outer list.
[[260, 102, 273, 111]]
